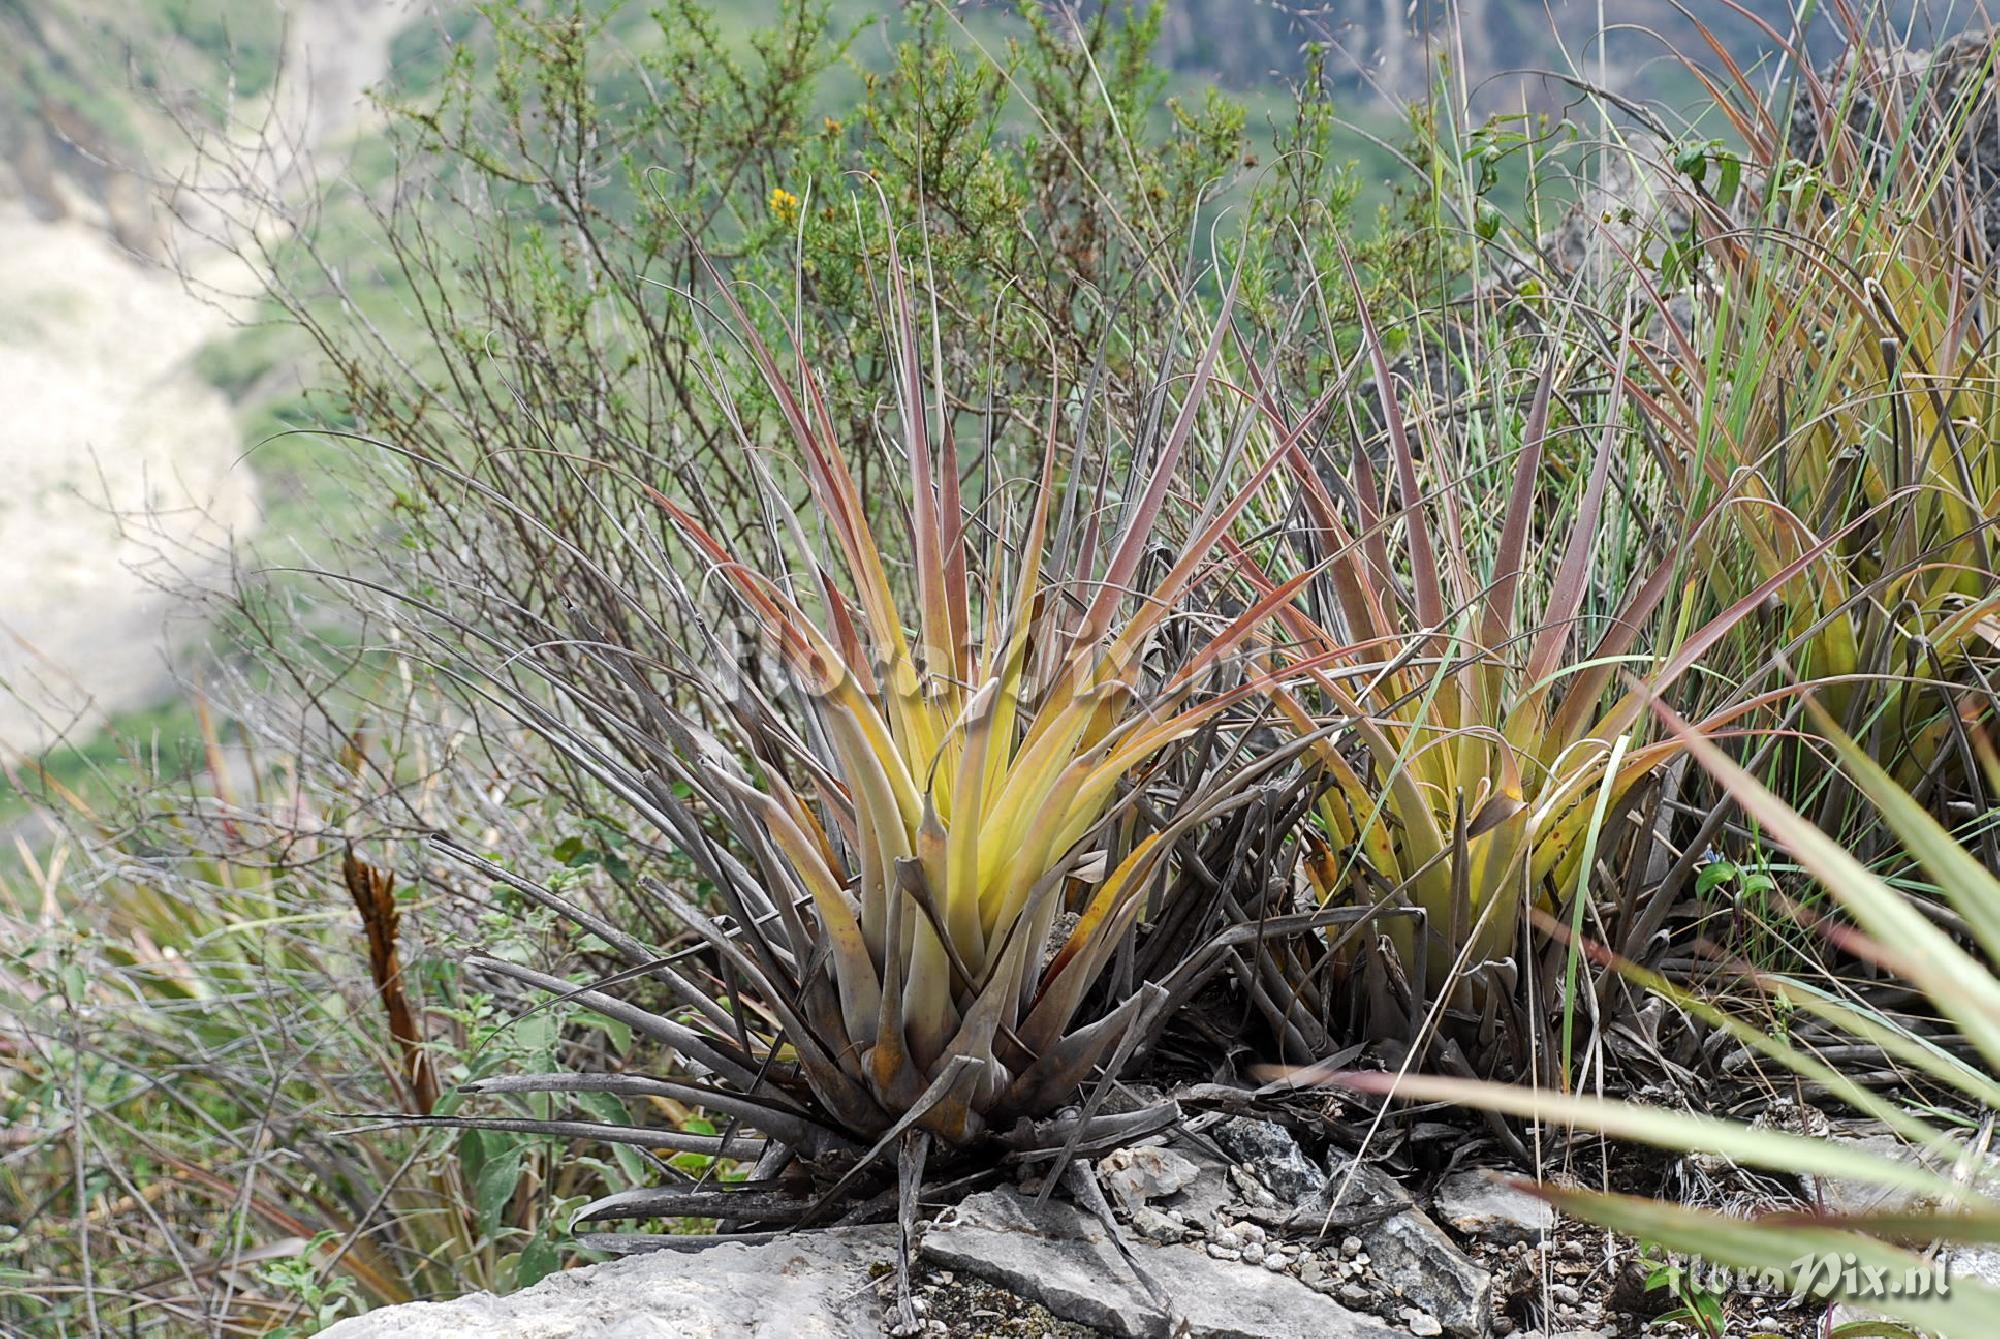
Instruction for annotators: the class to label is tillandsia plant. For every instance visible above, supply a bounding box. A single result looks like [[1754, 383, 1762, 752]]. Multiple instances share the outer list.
[[392, 240, 1344, 1257], [1332, 695, 2000, 1333], [1225, 282, 1825, 1077], [1618, 21, 2000, 820]]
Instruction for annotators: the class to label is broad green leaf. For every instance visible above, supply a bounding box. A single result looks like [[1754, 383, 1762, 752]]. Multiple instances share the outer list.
[[1537, 1186, 2000, 1335], [1339, 1070, 1966, 1202], [516, 1234, 561, 1289], [475, 1140, 524, 1236]]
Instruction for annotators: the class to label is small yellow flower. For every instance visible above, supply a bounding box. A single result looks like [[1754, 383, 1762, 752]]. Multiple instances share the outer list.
[[769, 187, 800, 226]]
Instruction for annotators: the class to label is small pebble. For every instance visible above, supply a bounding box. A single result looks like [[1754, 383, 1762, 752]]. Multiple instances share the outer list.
[[1340, 1236, 1363, 1258], [1406, 1313, 1443, 1338], [1229, 1165, 1280, 1208], [1205, 1243, 1241, 1261], [1129, 1206, 1185, 1243]]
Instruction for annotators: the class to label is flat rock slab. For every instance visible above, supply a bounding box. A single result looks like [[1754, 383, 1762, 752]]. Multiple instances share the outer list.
[[1432, 1170, 1554, 1246], [921, 1187, 1401, 1339], [1299, 1160, 1491, 1339], [321, 1227, 897, 1339], [1361, 1196, 1492, 1338], [1812, 1130, 2000, 1328]]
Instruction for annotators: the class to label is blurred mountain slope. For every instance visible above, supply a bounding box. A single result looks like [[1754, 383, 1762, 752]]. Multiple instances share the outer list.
[[0, 0, 401, 759], [1152, 0, 1966, 105]]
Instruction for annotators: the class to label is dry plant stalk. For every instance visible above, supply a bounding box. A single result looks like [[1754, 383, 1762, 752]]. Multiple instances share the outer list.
[[343, 851, 439, 1116]]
